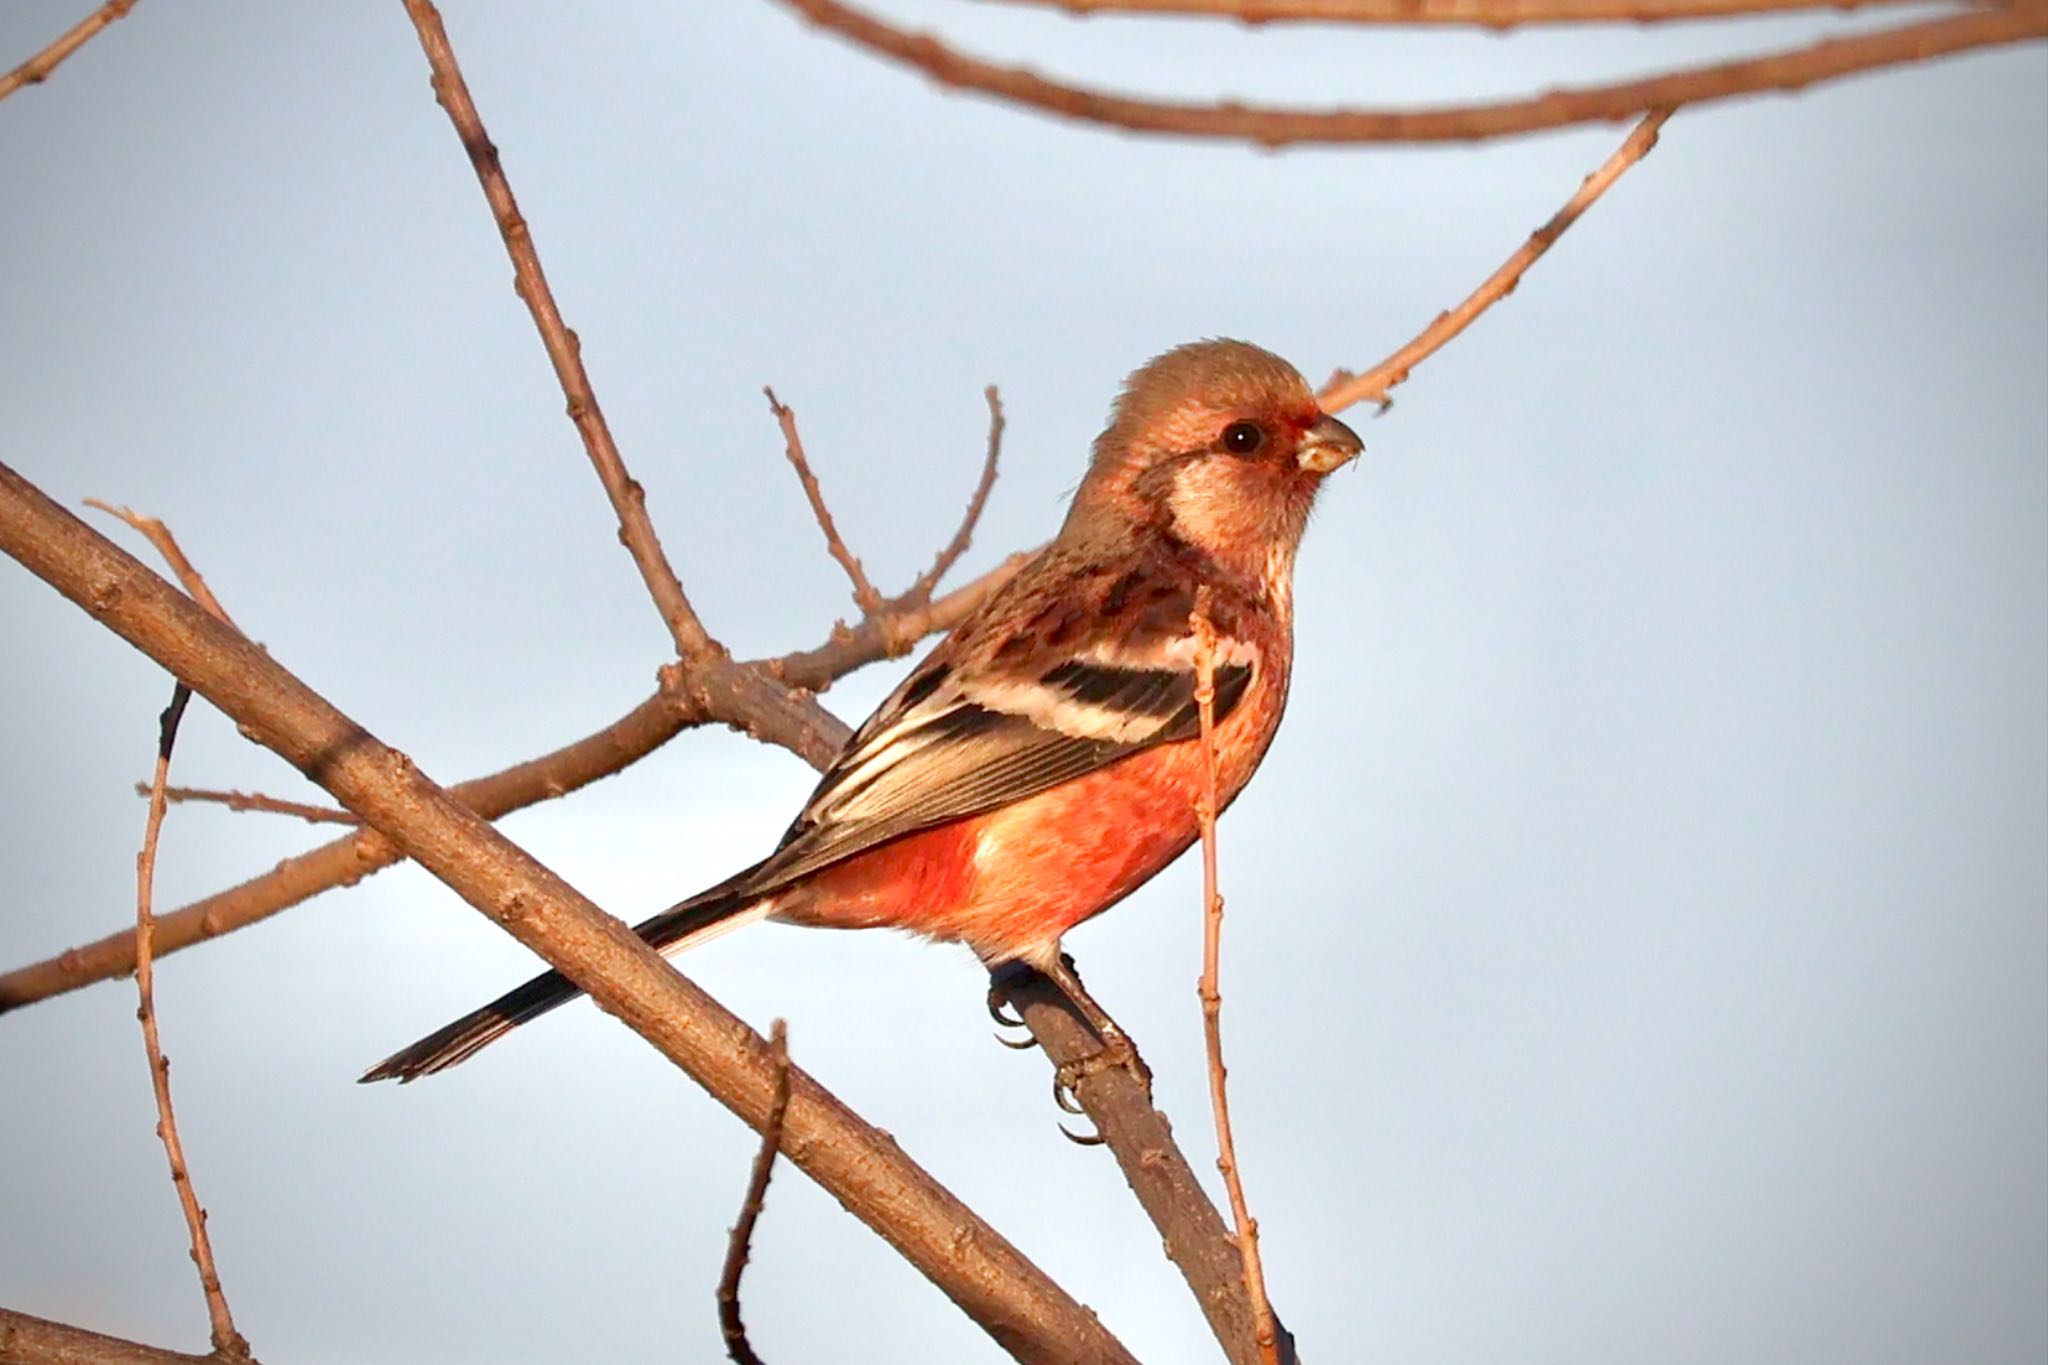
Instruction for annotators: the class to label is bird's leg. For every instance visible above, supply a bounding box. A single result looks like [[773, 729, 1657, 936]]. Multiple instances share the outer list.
[[1040, 952, 1153, 1106]]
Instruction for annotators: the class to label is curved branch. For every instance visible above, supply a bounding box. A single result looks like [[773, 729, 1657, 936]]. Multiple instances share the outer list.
[[772, 0, 2048, 144], [978, 0, 1952, 28], [0, 459, 1136, 1365]]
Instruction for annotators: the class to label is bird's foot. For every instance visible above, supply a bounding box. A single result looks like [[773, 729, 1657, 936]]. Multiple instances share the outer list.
[[985, 976, 1039, 1050]]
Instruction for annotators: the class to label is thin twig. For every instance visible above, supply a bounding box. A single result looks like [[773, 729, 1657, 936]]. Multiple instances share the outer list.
[[84, 499, 236, 625], [0, 0, 139, 105], [1320, 108, 1671, 414], [907, 385, 1005, 603], [139, 783, 359, 826], [1190, 592, 1278, 1365], [399, 0, 719, 661], [134, 685, 250, 1362], [764, 387, 884, 615], [1, 460, 1137, 1365], [980, 0, 1951, 27], [718, 1019, 793, 1365], [772, 0, 2048, 144]]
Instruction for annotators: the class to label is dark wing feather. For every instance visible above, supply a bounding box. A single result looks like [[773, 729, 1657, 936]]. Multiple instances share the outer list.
[[731, 558, 1258, 897]]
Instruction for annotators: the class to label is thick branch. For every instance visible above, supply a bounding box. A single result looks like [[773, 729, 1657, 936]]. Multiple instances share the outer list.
[[1005, 972, 1297, 1365], [0, 1306, 213, 1365], [980, 0, 1950, 27], [0, 561, 1015, 1014], [0, 459, 1133, 1365], [773, 0, 2048, 144], [0, 0, 139, 105]]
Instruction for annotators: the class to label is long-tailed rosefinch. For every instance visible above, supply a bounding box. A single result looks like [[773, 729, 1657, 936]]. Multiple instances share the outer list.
[[364, 338, 1361, 1082]]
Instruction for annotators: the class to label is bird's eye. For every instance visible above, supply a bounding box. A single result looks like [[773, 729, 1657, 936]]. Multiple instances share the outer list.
[[1221, 421, 1265, 455]]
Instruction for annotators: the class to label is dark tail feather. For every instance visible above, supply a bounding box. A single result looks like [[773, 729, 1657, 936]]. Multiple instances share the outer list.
[[359, 875, 766, 1084]]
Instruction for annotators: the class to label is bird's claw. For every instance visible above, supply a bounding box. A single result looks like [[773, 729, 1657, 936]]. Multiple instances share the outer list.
[[986, 981, 1039, 1050]]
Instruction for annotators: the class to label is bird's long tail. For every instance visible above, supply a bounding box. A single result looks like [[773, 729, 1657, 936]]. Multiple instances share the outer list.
[[359, 872, 773, 1084]]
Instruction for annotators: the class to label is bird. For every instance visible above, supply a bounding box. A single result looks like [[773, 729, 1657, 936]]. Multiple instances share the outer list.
[[362, 338, 1361, 1085]]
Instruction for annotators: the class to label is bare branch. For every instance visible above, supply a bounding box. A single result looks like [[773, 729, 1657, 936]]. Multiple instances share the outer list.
[[1191, 594, 1277, 1365], [0, 1305, 214, 1365], [0, 553, 1020, 1015], [718, 1019, 792, 1365], [0, 459, 1136, 1365], [137, 783, 359, 826], [1003, 969, 1295, 1365], [977, 0, 1951, 28], [771, 0, 2048, 144], [82, 500, 235, 625], [1320, 108, 1670, 414], [398, 0, 718, 661], [0, 0, 139, 105], [132, 685, 251, 1362], [764, 387, 884, 615], [108, 509, 250, 1359], [907, 385, 1005, 603]]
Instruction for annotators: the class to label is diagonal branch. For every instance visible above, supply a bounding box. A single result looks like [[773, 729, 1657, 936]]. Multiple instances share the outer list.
[[0, 0, 140, 106], [764, 387, 885, 615], [398, 0, 717, 661], [0, 1305, 214, 1365], [0, 458, 1136, 1365], [771, 0, 2048, 145], [1003, 970, 1296, 1365], [1319, 107, 1671, 414]]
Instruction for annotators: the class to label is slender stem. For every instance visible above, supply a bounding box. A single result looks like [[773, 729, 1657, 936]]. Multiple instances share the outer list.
[[718, 1019, 792, 1365], [1320, 108, 1671, 414], [1190, 593, 1279, 1364], [0, 0, 140, 105]]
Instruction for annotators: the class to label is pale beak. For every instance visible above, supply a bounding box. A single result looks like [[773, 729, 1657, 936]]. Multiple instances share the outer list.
[[1297, 412, 1364, 474]]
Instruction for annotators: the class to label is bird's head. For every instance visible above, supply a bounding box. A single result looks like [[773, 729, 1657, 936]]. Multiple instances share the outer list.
[[1065, 339, 1362, 587]]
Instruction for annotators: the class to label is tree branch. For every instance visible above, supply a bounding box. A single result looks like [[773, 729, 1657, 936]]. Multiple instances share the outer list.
[[1320, 107, 1670, 413], [0, 458, 1133, 1365], [718, 1018, 792, 1365], [764, 387, 884, 615], [1191, 594, 1277, 1364], [907, 385, 1006, 604], [132, 685, 251, 1362], [0, 1306, 214, 1365], [398, 0, 718, 661], [771, 0, 2048, 144], [138, 784, 359, 825], [0, 0, 139, 106], [977, 0, 1955, 28], [1003, 970, 1297, 1365]]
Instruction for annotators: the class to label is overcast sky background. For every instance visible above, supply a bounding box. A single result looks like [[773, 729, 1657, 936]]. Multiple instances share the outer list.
[[1, 4, 2042, 1363]]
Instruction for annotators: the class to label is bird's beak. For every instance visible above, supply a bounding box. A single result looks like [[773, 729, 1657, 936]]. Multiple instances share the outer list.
[[1298, 412, 1364, 474]]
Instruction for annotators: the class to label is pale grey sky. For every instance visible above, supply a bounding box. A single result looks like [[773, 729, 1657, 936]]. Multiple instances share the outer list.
[[2, 3, 2043, 1363]]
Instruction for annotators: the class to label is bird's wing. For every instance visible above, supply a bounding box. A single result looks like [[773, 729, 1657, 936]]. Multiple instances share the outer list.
[[740, 558, 1258, 894]]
